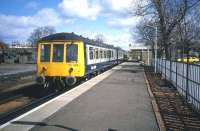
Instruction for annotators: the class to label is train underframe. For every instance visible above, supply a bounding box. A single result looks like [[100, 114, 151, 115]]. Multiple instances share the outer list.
[[36, 76, 80, 91]]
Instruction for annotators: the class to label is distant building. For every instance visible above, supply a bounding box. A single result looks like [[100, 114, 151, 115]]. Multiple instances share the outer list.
[[0, 41, 8, 63], [1, 41, 36, 64], [129, 45, 152, 65], [10, 41, 34, 48]]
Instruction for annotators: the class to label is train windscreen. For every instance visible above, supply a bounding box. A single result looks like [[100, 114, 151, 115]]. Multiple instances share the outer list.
[[53, 44, 64, 62], [66, 44, 78, 62], [40, 44, 50, 62]]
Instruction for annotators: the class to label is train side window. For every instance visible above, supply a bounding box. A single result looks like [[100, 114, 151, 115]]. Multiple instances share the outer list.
[[107, 50, 111, 58], [96, 49, 99, 59], [104, 50, 106, 58], [89, 47, 94, 60], [53, 44, 64, 62], [66, 44, 78, 62], [100, 50, 103, 58], [40, 44, 50, 62]]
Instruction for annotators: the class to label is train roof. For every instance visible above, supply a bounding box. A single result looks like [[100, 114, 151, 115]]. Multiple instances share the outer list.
[[39, 32, 115, 49], [39, 32, 82, 42]]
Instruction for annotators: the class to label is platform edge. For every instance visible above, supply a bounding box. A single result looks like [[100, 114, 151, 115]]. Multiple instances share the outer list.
[[144, 72, 166, 131]]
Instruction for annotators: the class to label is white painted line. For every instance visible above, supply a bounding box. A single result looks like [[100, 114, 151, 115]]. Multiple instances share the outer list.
[[0, 65, 122, 131]]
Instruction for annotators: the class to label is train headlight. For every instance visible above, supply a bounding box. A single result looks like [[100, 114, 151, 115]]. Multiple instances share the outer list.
[[69, 67, 73, 74], [40, 66, 47, 75], [42, 67, 47, 72], [37, 67, 47, 85]]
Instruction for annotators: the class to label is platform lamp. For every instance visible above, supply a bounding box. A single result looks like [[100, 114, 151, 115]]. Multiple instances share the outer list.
[[145, 25, 158, 73]]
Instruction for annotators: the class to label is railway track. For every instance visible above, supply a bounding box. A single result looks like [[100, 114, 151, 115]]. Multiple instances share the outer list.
[[0, 84, 61, 125], [0, 80, 84, 125], [144, 66, 200, 131]]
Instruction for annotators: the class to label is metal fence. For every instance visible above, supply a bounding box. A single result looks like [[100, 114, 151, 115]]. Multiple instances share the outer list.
[[152, 59, 200, 112]]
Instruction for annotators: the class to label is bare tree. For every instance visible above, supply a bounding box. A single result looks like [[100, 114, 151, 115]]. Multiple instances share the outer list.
[[28, 26, 56, 45], [95, 34, 105, 44], [132, 22, 155, 55], [170, 3, 200, 58], [133, 0, 200, 58]]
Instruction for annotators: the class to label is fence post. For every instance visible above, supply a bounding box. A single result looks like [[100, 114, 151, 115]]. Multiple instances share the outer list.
[[170, 47, 172, 82], [162, 56, 164, 77], [186, 46, 189, 102], [175, 51, 178, 90], [165, 57, 166, 80], [158, 58, 160, 72]]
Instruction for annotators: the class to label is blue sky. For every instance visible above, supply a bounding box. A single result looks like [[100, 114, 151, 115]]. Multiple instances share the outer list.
[[0, 0, 141, 49]]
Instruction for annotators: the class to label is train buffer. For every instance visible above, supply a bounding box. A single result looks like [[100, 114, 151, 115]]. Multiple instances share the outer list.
[[0, 62, 159, 131]]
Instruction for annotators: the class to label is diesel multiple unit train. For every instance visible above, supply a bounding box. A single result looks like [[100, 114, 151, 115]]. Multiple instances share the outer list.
[[37, 32, 127, 90]]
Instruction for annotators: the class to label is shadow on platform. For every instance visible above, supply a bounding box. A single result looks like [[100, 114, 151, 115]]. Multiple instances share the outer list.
[[11, 121, 79, 131], [113, 64, 143, 74]]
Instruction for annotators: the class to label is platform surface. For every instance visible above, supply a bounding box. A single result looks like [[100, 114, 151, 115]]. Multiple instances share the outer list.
[[0, 64, 35, 75], [1, 62, 158, 131], [0, 64, 36, 93]]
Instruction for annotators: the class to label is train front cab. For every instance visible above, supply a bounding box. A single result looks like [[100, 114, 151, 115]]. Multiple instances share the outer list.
[[37, 41, 85, 89]]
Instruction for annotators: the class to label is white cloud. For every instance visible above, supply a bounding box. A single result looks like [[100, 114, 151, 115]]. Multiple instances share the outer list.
[[107, 16, 141, 28], [104, 32, 132, 50], [0, 0, 140, 48], [31, 8, 62, 26], [105, 0, 135, 12], [102, 0, 141, 31], [0, 8, 71, 41], [75, 29, 133, 50], [59, 0, 102, 20]]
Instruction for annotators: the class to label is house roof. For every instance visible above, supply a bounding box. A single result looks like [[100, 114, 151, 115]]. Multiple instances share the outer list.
[[39, 32, 83, 42], [130, 46, 151, 50]]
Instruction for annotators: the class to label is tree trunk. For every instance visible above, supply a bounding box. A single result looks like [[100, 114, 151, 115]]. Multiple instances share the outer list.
[[164, 46, 170, 59]]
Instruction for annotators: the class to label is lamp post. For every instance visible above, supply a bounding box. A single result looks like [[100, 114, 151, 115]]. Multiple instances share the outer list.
[[155, 26, 158, 73], [146, 25, 158, 73]]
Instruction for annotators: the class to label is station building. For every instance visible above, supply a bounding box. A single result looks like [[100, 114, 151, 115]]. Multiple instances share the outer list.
[[129, 45, 152, 65]]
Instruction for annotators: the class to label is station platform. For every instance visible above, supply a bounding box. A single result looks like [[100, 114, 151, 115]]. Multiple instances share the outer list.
[[0, 62, 158, 131], [0, 64, 36, 76], [0, 64, 36, 93]]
